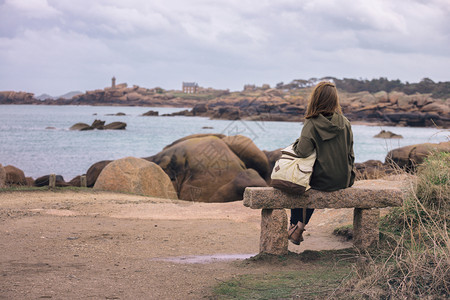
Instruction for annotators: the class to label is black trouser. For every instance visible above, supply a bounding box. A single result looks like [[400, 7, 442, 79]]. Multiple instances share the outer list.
[[290, 208, 314, 225]]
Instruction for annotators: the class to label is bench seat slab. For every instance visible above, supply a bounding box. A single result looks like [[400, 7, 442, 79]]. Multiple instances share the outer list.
[[244, 180, 404, 210]]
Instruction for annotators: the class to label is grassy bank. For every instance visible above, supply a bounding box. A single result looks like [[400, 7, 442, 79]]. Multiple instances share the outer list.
[[335, 151, 449, 299]]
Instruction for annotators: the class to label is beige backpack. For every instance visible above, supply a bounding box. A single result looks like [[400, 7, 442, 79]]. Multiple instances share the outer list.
[[270, 144, 316, 194]]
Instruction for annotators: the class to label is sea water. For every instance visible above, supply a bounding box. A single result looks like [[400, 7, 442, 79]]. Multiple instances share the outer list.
[[0, 105, 448, 180]]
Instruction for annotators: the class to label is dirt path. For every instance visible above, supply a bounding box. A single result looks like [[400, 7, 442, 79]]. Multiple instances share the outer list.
[[0, 190, 354, 299]]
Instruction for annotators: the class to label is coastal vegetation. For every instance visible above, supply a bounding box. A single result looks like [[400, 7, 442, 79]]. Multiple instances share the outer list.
[[213, 151, 449, 299], [278, 77, 450, 99], [337, 151, 449, 299]]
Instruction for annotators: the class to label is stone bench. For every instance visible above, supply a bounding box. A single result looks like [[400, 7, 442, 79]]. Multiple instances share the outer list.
[[243, 180, 406, 255]]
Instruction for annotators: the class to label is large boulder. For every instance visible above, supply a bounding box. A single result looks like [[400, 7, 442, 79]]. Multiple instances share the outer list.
[[212, 107, 240, 120], [0, 164, 5, 188], [25, 177, 34, 187], [104, 122, 126, 130], [142, 110, 159, 116], [222, 135, 270, 180], [386, 141, 450, 170], [420, 102, 447, 113], [34, 175, 69, 187], [374, 91, 388, 103], [69, 120, 126, 130], [69, 175, 82, 187], [149, 135, 262, 202], [161, 133, 225, 150], [388, 91, 403, 105], [210, 169, 268, 202], [91, 119, 105, 129], [4, 165, 27, 186], [70, 123, 92, 131], [396, 94, 415, 110], [86, 160, 112, 187], [93, 157, 177, 199], [126, 92, 142, 102], [263, 149, 282, 172], [192, 103, 208, 115]]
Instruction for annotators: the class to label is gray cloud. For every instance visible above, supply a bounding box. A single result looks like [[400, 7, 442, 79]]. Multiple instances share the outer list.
[[0, 0, 449, 95]]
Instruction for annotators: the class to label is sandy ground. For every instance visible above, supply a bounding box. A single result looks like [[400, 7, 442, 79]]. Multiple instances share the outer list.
[[0, 190, 357, 299]]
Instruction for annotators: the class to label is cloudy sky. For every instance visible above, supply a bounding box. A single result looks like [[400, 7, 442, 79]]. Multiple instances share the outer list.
[[1, 0, 449, 96]]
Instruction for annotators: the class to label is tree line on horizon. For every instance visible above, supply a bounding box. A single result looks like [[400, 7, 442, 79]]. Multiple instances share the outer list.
[[276, 77, 450, 99]]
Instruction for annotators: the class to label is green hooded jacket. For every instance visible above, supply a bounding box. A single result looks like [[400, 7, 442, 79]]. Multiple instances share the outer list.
[[293, 113, 355, 191]]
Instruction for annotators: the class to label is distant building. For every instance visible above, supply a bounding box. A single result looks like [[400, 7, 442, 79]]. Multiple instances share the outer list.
[[182, 82, 198, 94], [112, 76, 116, 89]]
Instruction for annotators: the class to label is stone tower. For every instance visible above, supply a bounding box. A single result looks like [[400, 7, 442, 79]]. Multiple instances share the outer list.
[[112, 76, 116, 89]]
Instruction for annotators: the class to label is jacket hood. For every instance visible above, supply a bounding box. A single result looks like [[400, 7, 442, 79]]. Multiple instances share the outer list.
[[312, 113, 345, 141]]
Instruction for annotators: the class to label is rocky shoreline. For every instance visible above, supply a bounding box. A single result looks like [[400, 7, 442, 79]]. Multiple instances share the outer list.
[[2, 133, 449, 204], [1, 83, 449, 128]]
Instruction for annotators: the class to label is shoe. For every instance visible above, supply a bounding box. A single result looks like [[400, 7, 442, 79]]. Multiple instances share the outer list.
[[288, 222, 305, 245]]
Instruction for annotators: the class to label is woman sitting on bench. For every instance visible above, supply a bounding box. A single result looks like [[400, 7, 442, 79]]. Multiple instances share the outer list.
[[288, 81, 356, 245]]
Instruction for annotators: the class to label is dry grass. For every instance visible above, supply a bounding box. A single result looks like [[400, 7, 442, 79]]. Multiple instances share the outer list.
[[333, 152, 450, 299]]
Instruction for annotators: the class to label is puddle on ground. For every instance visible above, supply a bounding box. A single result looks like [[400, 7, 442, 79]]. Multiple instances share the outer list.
[[152, 253, 256, 264]]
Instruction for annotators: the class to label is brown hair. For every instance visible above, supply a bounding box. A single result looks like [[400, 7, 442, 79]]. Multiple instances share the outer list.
[[305, 81, 342, 119]]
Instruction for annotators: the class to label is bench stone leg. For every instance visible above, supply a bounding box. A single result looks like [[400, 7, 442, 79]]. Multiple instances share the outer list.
[[260, 209, 288, 255], [353, 208, 380, 249]]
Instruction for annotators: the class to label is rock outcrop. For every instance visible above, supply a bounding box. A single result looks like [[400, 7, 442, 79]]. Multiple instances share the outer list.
[[374, 130, 403, 139], [104, 122, 126, 130], [3, 81, 449, 127], [86, 160, 112, 187], [142, 110, 159, 116], [70, 120, 126, 130], [263, 149, 282, 172], [162, 133, 226, 149], [210, 169, 268, 202], [34, 175, 69, 187], [147, 135, 268, 202], [386, 141, 450, 170], [157, 89, 449, 127], [69, 175, 82, 187], [69, 123, 91, 131], [93, 157, 178, 199], [25, 177, 34, 186], [0, 91, 34, 104], [91, 120, 105, 129], [222, 135, 270, 180]]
